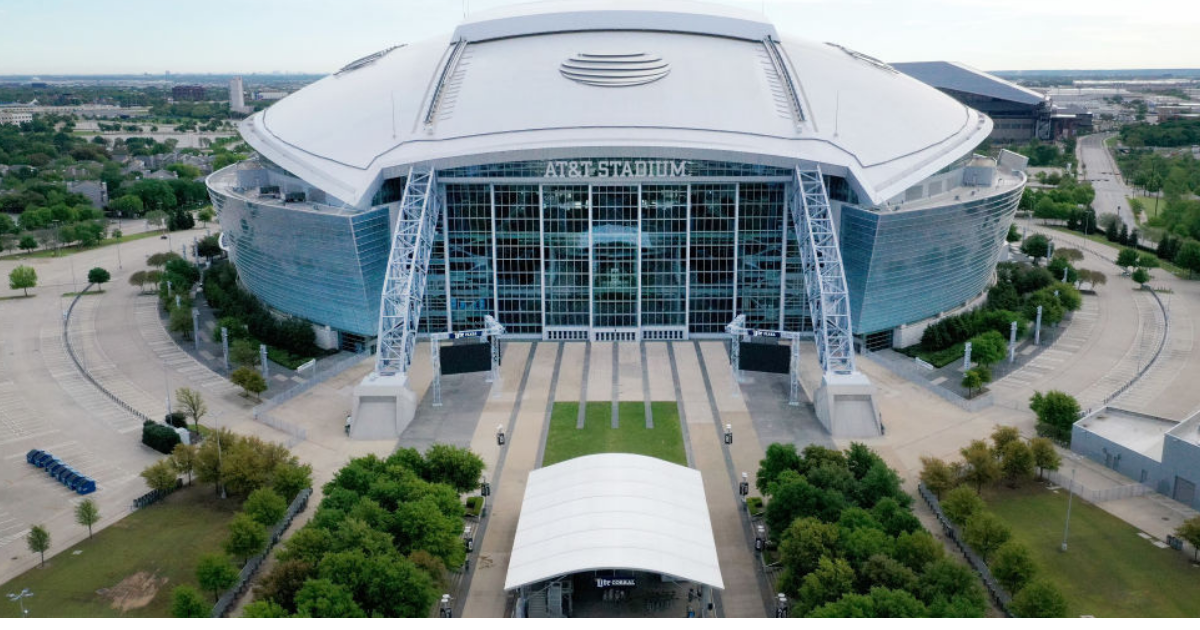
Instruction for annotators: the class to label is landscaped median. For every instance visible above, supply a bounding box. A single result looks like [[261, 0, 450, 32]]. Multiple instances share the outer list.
[[542, 401, 686, 466]]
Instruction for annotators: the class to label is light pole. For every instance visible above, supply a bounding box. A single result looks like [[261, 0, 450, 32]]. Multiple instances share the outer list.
[[1060, 464, 1077, 552], [7, 588, 33, 617]]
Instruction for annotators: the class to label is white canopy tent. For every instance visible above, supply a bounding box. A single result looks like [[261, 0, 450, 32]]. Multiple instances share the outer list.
[[504, 453, 724, 592]]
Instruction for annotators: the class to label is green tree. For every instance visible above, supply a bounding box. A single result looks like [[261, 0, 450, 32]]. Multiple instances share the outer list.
[[168, 305, 194, 339], [242, 600, 289, 617], [272, 461, 314, 502], [778, 517, 840, 587], [918, 456, 957, 498], [171, 585, 209, 618], [423, 444, 486, 494], [1006, 223, 1021, 243], [1030, 437, 1061, 480], [797, 556, 856, 615], [294, 578, 364, 618], [225, 513, 269, 563], [175, 387, 207, 432], [231, 366, 267, 400], [1175, 241, 1200, 279], [1020, 234, 1050, 264], [961, 366, 991, 398], [940, 485, 985, 525], [110, 194, 144, 217], [255, 559, 314, 613], [171, 442, 198, 485], [1116, 247, 1140, 269], [960, 439, 1000, 492], [230, 338, 260, 367], [145, 209, 168, 233], [1175, 516, 1200, 561], [75, 498, 100, 539], [9, 265, 37, 296], [1000, 440, 1036, 485], [244, 487, 288, 527], [918, 558, 987, 617], [1010, 579, 1069, 618], [197, 207, 216, 226], [146, 251, 182, 267], [197, 233, 221, 260], [1030, 390, 1081, 442], [315, 549, 438, 617], [19, 234, 38, 252], [27, 524, 50, 567], [756, 442, 802, 494], [968, 330, 1007, 367], [87, 266, 111, 288], [141, 459, 179, 494], [991, 541, 1038, 594], [1132, 267, 1150, 285], [963, 512, 1011, 561], [991, 425, 1021, 452], [196, 553, 238, 602], [893, 529, 944, 572]]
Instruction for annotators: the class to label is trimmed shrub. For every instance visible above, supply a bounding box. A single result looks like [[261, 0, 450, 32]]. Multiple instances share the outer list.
[[142, 421, 182, 454], [164, 411, 189, 429]]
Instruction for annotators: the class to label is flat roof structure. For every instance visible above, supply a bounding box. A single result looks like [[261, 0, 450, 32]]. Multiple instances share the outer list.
[[1075, 407, 1176, 461], [504, 453, 724, 592]]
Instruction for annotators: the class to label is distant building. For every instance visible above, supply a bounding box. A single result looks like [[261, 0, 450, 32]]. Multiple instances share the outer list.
[[172, 85, 207, 101], [230, 77, 248, 113], [144, 169, 178, 181], [253, 89, 290, 101], [1074, 407, 1200, 511], [894, 61, 1053, 142], [0, 110, 33, 125], [67, 180, 109, 208]]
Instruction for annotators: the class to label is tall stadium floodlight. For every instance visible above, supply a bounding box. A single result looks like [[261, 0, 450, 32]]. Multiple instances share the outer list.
[[221, 327, 230, 372], [1009, 321, 1017, 363], [789, 166, 881, 437], [725, 314, 747, 388], [7, 588, 33, 617], [352, 165, 441, 439], [430, 316, 505, 407], [191, 308, 200, 351], [260, 343, 269, 380]]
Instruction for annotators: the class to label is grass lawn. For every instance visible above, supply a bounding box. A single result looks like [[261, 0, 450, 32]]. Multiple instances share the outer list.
[[985, 485, 1200, 617], [1129, 195, 1163, 223], [1047, 226, 1190, 279], [0, 486, 241, 618], [1, 230, 160, 261], [542, 401, 687, 466]]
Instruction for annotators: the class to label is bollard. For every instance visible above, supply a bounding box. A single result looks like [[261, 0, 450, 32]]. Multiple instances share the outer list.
[[723, 424, 733, 445]]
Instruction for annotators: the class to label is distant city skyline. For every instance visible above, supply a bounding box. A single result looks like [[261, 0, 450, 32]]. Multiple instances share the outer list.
[[0, 0, 1196, 75]]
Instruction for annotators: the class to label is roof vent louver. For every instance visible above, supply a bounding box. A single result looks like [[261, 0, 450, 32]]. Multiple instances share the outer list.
[[825, 43, 898, 75], [560, 52, 670, 87], [337, 45, 404, 76]]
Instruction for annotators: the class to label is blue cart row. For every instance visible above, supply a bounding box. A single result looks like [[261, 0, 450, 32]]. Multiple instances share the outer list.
[[26, 450, 97, 495]]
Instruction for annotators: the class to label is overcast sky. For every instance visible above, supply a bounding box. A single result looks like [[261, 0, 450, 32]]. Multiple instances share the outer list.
[[0, 0, 1195, 75]]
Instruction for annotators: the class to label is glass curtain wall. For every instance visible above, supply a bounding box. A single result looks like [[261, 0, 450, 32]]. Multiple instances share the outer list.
[[688, 184, 736, 334], [494, 185, 542, 334], [736, 183, 785, 330], [543, 186, 590, 329], [640, 185, 688, 329], [445, 184, 493, 331], [591, 186, 639, 329]]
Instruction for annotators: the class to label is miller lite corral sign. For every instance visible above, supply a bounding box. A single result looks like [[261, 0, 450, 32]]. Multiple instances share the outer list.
[[543, 160, 689, 179], [594, 576, 636, 588]]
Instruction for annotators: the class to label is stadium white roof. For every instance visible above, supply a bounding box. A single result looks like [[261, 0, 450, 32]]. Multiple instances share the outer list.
[[503, 453, 724, 591], [240, 0, 991, 207], [892, 61, 1048, 107]]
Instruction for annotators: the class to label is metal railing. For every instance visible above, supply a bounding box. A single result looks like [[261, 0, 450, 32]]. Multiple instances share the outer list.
[[249, 351, 368, 447], [62, 282, 155, 425], [211, 487, 313, 618], [1044, 469, 1151, 503], [918, 483, 1014, 617]]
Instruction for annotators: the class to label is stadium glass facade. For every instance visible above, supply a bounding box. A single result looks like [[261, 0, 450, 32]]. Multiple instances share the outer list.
[[210, 156, 1021, 345]]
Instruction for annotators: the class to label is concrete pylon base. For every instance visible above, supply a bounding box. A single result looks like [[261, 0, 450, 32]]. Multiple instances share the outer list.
[[350, 372, 417, 440], [814, 371, 883, 438]]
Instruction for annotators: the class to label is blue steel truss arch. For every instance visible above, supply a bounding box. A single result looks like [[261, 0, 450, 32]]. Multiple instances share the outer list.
[[376, 166, 441, 376], [790, 166, 856, 375]]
